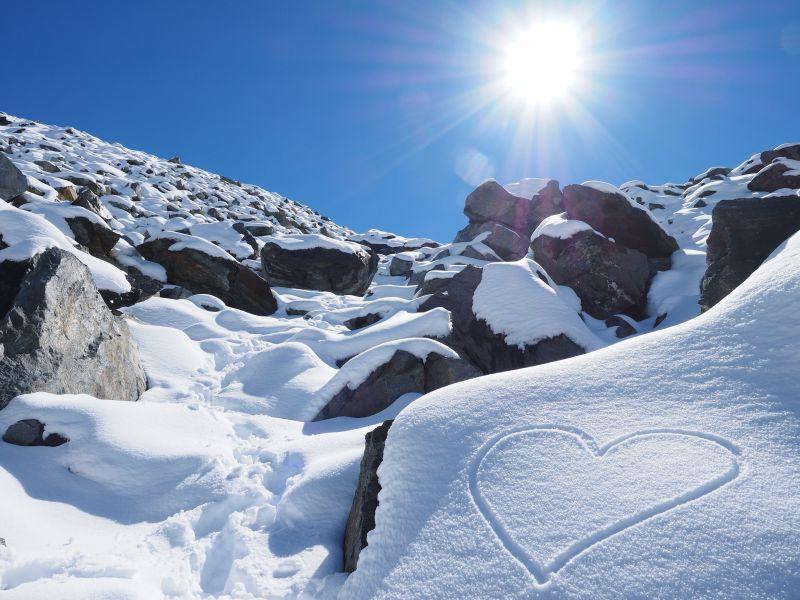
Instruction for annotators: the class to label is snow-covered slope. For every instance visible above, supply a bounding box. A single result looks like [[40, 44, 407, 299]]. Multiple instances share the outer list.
[[1, 112, 799, 599], [342, 232, 800, 599]]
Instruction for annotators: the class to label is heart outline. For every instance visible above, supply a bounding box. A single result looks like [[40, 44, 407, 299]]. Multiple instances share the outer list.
[[468, 425, 741, 586]]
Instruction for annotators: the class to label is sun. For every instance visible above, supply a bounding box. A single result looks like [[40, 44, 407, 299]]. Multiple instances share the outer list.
[[502, 22, 582, 105]]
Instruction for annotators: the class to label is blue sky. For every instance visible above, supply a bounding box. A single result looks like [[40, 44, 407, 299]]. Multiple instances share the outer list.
[[4, 1, 800, 240]]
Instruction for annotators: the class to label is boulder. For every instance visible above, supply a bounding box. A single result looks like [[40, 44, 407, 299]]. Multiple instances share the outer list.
[[747, 161, 800, 193], [65, 215, 121, 258], [388, 254, 413, 277], [261, 239, 378, 296], [531, 229, 651, 319], [419, 265, 586, 374], [3, 419, 68, 447], [343, 419, 393, 573], [0, 154, 26, 201], [605, 315, 637, 338], [138, 234, 277, 315], [71, 189, 111, 220], [561, 184, 679, 260], [699, 196, 800, 311], [313, 348, 480, 420], [743, 144, 800, 175], [0, 248, 147, 410]]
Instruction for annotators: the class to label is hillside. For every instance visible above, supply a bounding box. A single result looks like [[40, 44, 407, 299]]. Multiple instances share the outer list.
[[0, 112, 798, 598]]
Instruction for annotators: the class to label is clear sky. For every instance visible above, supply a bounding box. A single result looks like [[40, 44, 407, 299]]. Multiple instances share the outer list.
[[4, 1, 800, 241]]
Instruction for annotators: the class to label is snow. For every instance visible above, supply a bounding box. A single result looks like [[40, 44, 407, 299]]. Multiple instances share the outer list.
[[0, 203, 131, 293], [263, 233, 366, 255], [504, 178, 550, 199], [531, 213, 598, 241], [341, 233, 800, 599], [3, 112, 800, 599], [580, 180, 624, 195], [472, 259, 603, 351]]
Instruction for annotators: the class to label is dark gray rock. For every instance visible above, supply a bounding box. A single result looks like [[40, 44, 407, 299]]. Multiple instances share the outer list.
[[138, 236, 277, 315], [242, 223, 274, 237], [699, 196, 800, 311], [561, 184, 679, 260], [0, 248, 147, 410], [64, 175, 105, 196], [65, 215, 121, 258], [419, 265, 586, 374], [313, 349, 479, 420], [747, 161, 800, 193], [464, 180, 541, 235], [343, 313, 383, 330], [0, 154, 26, 201], [388, 254, 413, 277], [743, 144, 800, 175], [71, 189, 108, 219], [343, 419, 393, 573], [3, 419, 68, 447], [261, 243, 378, 296], [480, 222, 530, 261], [604, 315, 637, 338], [531, 229, 651, 320]]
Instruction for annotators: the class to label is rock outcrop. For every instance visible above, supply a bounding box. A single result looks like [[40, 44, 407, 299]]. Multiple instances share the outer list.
[[420, 265, 586, 374], [747, 161, 800, 193], [531, 229, 650, 319], [0, 154, 26, 202], [343, 419, 393, 573], [313, 348, 479, 420], [0, 248, 147, 410], [138, 234, 277, 315], [560, 184, 679, 262], [699, 196, 800, 310], [261, 239, 378, 296], [3, 419, 68, 447]]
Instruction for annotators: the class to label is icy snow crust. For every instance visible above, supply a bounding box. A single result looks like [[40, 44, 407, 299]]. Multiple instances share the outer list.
[[342, 234, 800, 599], [1, 116, 799, 598]]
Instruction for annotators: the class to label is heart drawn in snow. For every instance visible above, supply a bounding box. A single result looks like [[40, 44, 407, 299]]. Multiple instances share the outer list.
[[468, 426, 741, 585]]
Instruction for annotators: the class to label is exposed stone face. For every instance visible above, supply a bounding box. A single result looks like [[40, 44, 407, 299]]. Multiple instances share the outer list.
[[699, 196, 800, 311], [561, 184, 679, 260], [138, 238, 277, 315], [747, 162, 800, 193], [743, 144, 800, 175], [531, 230, 651, 320], [419, 265, 586, 374], [462, 222, 529, 261], [343, 419, 393, 573], [388, 254, 413, 277], [0, 248, 147, 410], [261, 243, 378, 296], [0, 154, 26, 201], [313, 349, 480, 420], [65, 215, 121, 258], [3, 419, 68, 447], [463, 180, 537, 233]]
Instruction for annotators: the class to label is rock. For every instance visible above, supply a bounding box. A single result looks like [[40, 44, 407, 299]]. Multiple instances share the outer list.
[[0, 248, 147, 410], [56, 186, 79, 202], [72, 189, 111, 220], [699, 196, 800, 311], [743, 144, 800, 175], [343, 313, 383, 330], [261, 241, 378, 296], [747, 161, 800, 193], [138, 235, 277, 315], [0, 154, 26, 201], [313, 349, 479, 420], [479, 222, 530, 261], [419, 265, 586, 374], [3, 419, 68, 447], [463, 180, 537, 234], [388, 254, 413, 277], [242, 223, 274, 237], [561, 184, 679, 260], [34, 160, 60, 174], [605, 315, 637, 338], [64, 175, 105, 196], [168, 156, 181, 164], [343, 420, 393, 573], [65, 214, 121, 258], [531, 229, 651, 319]]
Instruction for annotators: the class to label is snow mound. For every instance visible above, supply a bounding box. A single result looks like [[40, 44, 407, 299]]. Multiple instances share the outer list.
[[531, 213, 598, 241], [472, 259, 603, 350]]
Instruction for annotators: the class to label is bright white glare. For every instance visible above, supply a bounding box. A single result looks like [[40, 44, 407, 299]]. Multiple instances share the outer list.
[[502, 22, 582, 105]]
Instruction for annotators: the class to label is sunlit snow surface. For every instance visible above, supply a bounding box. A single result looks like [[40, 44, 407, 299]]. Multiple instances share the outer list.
[[1, 114, 799, 598]]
